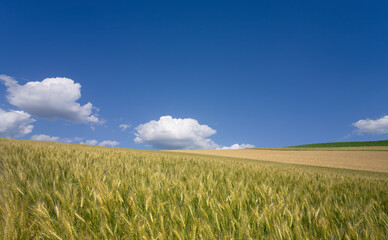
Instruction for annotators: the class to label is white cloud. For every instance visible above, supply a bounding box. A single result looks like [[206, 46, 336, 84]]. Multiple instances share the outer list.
[[0, 108, 35, 138], [80, 139, 119, 147], [0, 75, 99, 123], [134, 116, 220, 150], [0, 74, 18, 87], [31, 134, 81, 143], [99, 140, 119, 147], [119, 124, 131, 131], [81, 139, 99, 145], [31, 134, 60, 142], [218, 143, 255, 149], [73, 137, 84, 142], [353, 115, 388, 134], [135, 116, 255, 150], [29, 135, 119, 147]]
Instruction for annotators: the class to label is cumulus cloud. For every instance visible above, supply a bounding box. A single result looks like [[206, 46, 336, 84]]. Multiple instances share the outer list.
[[119, 124, 131, 131], [135, 116, 255, 150], [31, 134, 60, 142], [134, 116, 219, 150], [0, 108, 35, 138], [353, 115, 388, 134], [99, 140, 119, 147], [218, 143, 255, 149], [0, 75, 99, 123]]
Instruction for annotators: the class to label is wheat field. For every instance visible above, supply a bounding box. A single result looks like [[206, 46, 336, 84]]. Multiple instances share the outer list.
[[1, 138, 387, 239]]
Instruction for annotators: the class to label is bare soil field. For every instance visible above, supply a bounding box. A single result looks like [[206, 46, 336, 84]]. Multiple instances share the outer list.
[[174, 147, 388, 173]]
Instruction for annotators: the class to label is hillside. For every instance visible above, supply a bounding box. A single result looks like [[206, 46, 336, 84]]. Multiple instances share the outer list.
[[289, 139, 388, 148], [178, 147, 388, 173], [1, 138, 387, 239]]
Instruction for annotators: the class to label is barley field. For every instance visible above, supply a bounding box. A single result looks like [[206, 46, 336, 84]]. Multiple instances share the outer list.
[[1, 138, 387, 239]]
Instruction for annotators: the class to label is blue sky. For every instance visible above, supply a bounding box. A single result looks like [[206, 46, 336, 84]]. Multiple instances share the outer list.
[[1, 0, 387, 149]]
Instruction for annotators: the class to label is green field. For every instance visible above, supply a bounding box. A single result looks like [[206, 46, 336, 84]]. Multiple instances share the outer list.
[[289, 140, 388, 148], [1, 139, 387, 239]]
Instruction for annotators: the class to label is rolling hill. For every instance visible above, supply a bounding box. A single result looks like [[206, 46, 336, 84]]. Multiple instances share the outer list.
[[1, 138, 387, 239]]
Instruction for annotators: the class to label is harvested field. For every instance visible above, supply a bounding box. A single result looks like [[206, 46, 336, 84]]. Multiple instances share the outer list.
[[175, 148, 388, 173], [258, 146, 388, 151]]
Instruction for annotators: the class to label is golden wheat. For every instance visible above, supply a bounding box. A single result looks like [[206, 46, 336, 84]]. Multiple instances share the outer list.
[[0, 138, 387, 239]]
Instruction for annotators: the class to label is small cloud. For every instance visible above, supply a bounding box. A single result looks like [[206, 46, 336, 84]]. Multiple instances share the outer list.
[[80, 139, 119, 147], [99, 140, 119, 147], [31, 134, 60, 142], [31, 134, 81, 143], [0, 108, 35, 138], [0, 75, 100, 123], [29, 136, 119, 147], [73, 137, 84, 142], [119, 124, 131, 131], [218, 143, 255, 149], [353, 115, 388, 134], [80, 139, 99, 145], [134, 116, 218, 150], [0, 74, 18, 87]]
